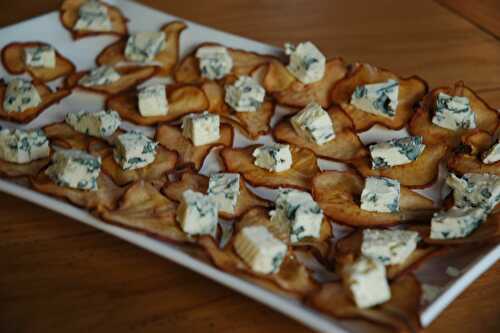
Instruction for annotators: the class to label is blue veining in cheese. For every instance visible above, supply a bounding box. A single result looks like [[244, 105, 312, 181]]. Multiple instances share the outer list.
[[291, 102, 335, 145], [360, 177, 400, 213], [78, 66, 121, 87], [270, 188, 323, 243], [252, 144, 292, 172], [284, 41, 326, 84], [446, 173, 500, 212], [207, 173, 240, 215], [113, 131, 158, 171], [432, 93, 476, 131], [430, 207, 487, 240], [0, 128, 50, 164], [195, 46, 233, 80], [225, 76, 265, 112], [24, 46, 56, 68], [351, 80, 399, 118], [74, 0, 112, 32], [65, 110, 121, 138], [2, 78, 42, 113], [369, 136, 426, 169], [177, 189, 218, 237], [124, 32, 166, 63], [46, 149, 101, 191], [361, 229, 420, 265]]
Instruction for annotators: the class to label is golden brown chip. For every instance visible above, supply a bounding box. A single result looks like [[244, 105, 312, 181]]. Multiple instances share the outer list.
[[198, 235, 317, 296], [60, 0, 128, 40], [447, 130, 500, 176], [220, 145, 319, 191], [331, 63, 428, 132], [235, 207, 332, 259], [0, 80, 70, 123], [262, 58, 347, 108], [88, 139, 177, 186], [105, 84, 208, 126], [31, 171, 124, 210], [334, 230, 438, 280], [448, 152, 500, 176], [273, 106, 368, 162], [308, 274, 421, 333], [96, 21, 187, 76], [201, 81, 275, 139], [65, 65, 158, 95], [409, 81, 499, 148], [174, 43, 276, 84], [312, 171, 435, 227], [98, 181, 194, 243], [0, 158, 50, 179], [156, 123, 233, 170], [459, 129, 494, 155], [350, 144, 448, 188], [43, 122, 96, 150], [2, 42, 76, 82], [162, 172, 269, 220], [410, 212, 500, 245]]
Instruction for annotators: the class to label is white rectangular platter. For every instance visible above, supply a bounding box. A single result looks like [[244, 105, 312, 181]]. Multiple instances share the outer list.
[[0, 1, 498, 332]]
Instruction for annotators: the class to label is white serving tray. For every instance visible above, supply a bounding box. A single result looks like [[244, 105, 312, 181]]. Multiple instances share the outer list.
[[0, 1, 498, 332]]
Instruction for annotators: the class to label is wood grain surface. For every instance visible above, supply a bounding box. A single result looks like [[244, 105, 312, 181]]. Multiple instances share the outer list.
[[436, 0, 500, 39], [0, 1, 499, 333]]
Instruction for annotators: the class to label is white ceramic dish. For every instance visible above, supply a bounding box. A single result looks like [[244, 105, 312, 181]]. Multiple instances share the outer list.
[[0, 1, 498, 332]]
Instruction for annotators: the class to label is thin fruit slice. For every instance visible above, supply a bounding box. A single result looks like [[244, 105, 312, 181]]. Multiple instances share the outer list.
[[96, 21, 187, 76], [312, 171, 435, 227], [2, 41, 76, 82], [273, 106, 368, 162], [220, 145, 319, 191], [331, 63, 428, 132]]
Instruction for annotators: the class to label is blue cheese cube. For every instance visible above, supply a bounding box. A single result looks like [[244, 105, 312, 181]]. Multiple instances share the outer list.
[[234, 225, 287, 274], [0, 128, 50, 164], [342, 255, 391, 309], [181, 111, 220, 146], [74, 0, 112, 32], [113, 132, 158, 171], [432, 93, 476, 131], [369, 136, 426, 169], [360, 177, 400, 213], [351, 80, 400, 118], [207, 173, 240, 215], [483, 141, 500, 164], [124, 32, 166, 63], [270, 188, 323, 243], [290, 102, 335, 145], [361, 229, 420, 265], [430, 207, 487, 240], [225, 76, 266, 112], [176, 190, 218, 237], [195, 46, 233, 80], [2, 78, 42, 113], [46, 149, 101, 191], [138, 85, 168, 117], [24, 46, 56, 69], [252, 144, 292, 172], [446, 173, 500, 212], [284, 41, 326, 84], [79, 66, 121, 87], [65, 110, 121, 138]]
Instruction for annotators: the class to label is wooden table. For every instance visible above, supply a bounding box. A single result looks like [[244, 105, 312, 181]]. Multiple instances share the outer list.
[[1, 1, 499, 332]]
